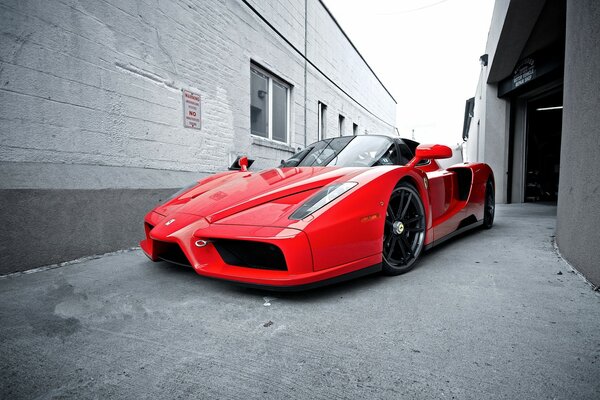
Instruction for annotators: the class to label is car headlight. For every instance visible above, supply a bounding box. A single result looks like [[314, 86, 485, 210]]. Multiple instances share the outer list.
[[289, 182, 357, 220]]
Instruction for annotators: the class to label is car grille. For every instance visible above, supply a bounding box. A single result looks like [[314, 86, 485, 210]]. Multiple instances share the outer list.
[[213, 240, 287, 271]]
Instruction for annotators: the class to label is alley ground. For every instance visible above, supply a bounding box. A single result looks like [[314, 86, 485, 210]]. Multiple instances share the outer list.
[[1, 204, 599, 399]]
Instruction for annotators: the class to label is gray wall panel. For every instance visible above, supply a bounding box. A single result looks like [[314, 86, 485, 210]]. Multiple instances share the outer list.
[[556, 0, 600, 287], [0, 189, 175, 274]]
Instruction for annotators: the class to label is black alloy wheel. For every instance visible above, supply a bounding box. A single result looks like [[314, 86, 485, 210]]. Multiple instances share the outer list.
[[382, 182, 426, 275], [483, 179, 495, 229]]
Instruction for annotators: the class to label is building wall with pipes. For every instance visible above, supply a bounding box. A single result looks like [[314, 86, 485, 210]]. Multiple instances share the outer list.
[[0, 0, 397, 274]]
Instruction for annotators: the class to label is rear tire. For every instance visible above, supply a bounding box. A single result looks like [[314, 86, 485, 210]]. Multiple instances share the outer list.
[[483, 179, 495, 229], [382, 182, 426, 275]]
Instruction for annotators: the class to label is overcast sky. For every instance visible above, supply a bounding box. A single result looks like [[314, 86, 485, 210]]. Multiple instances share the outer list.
[[323, 0, 495, 146]]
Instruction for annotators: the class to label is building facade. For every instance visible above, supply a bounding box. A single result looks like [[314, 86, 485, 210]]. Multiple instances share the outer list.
[[464, 0, 600, 286], [0, 0, 397, 274]]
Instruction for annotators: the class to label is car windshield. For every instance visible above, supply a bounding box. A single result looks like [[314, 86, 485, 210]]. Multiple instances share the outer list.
[[281, 136, 404, 168]]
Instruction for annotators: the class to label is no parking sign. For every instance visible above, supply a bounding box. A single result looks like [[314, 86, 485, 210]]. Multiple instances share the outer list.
[[183, 90, 201, 130]]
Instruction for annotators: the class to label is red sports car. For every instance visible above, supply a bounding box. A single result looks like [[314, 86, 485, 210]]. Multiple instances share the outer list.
[[140, 135, 494, 289]]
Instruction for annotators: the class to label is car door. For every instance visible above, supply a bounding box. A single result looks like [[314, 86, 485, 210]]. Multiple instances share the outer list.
[[419, 162, 465, 241]]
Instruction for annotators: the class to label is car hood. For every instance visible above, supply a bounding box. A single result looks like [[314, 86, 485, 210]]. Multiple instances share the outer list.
[[155, 167, 366, 223]]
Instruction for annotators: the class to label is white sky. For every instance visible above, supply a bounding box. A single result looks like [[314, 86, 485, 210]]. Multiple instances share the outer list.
[[323, 0, 495, 146]]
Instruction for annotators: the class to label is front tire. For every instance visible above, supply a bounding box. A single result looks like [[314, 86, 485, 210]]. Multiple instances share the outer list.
[[382, 182, 426, 275]]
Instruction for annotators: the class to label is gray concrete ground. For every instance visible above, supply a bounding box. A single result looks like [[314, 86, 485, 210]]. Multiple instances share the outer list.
[[1, 204, 599, 399]]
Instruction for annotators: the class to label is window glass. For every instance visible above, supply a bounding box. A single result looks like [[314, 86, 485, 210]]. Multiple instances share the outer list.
[[250, 69, 268, 137], [280, 147, 312, 167], [328, 136, 390, 167], [462, 97, 475, 141], [397, 142, 414, 165], [296, 137, 353, 166], [282, 136, 417, 168], [250, 65, 291, 143], [272, 81, 288, 142], [372, 144, 396, 165]]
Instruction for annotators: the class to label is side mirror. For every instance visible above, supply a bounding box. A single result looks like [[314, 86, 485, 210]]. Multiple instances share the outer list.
[[228, 156, 255, 171], [407, 144, 452, 167], [238, 156, 249, 172], [415, 144, 452, 160]]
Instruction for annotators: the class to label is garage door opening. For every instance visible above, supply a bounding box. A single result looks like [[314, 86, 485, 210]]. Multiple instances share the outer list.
[[524, 91, 563, 203]]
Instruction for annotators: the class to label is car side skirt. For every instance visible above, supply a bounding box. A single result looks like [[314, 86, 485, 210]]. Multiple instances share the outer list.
[[424, 217, 484, 250]]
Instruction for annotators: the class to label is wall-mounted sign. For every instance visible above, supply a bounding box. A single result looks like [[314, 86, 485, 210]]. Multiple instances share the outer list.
[[498, 45, 563, 98], [513, 58, 536, 88], [183, 90, 201, 129]]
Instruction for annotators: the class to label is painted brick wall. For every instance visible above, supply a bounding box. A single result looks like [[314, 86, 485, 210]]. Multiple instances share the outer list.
[[1, 0, 396, 179]]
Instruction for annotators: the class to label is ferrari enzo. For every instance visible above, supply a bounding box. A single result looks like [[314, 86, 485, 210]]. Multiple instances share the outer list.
[[140, 135, 494, 289]]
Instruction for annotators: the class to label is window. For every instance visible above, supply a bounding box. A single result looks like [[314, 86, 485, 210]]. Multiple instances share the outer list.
[[352, 122, 358, 136], [338, 114, 345, 136], [250, 65, 290, 143], [462, 97, 475, 141], [318, 102, 327, 140]]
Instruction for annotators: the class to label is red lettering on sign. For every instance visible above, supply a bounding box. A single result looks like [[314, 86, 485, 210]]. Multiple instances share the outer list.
[[184, 92, 200, 101]]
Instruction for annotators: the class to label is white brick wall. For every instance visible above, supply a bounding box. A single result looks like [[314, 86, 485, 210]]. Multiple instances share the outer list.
[[0, 0, 397, 184]]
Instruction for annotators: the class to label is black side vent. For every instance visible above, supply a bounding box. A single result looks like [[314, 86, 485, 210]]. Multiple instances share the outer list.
[[155, 241, 191, 267], [457, 214, 478, 230], [213, 240, 287, 271], [453, 168, 473, 201]]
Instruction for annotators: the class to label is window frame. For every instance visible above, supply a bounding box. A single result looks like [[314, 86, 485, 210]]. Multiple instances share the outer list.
[[250, 64, 291, 144], [338, 114, 345, 137], [318, 101, 327, 140]]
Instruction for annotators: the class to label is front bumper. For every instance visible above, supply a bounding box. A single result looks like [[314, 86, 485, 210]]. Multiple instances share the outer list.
[[140, 211, 381, 288]]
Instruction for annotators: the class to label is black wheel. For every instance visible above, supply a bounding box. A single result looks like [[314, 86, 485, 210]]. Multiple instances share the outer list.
[[483, 179, 495, 229], [382, 182, 426, 275]]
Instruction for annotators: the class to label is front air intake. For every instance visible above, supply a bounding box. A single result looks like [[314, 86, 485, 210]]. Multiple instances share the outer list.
[[213, 240, 287, 271], [154, 241, 192, 267], [144, 222, 155, 236]]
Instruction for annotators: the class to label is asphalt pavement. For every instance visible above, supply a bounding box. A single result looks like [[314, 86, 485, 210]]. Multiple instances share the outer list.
[[1, 203, 599, 399]]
